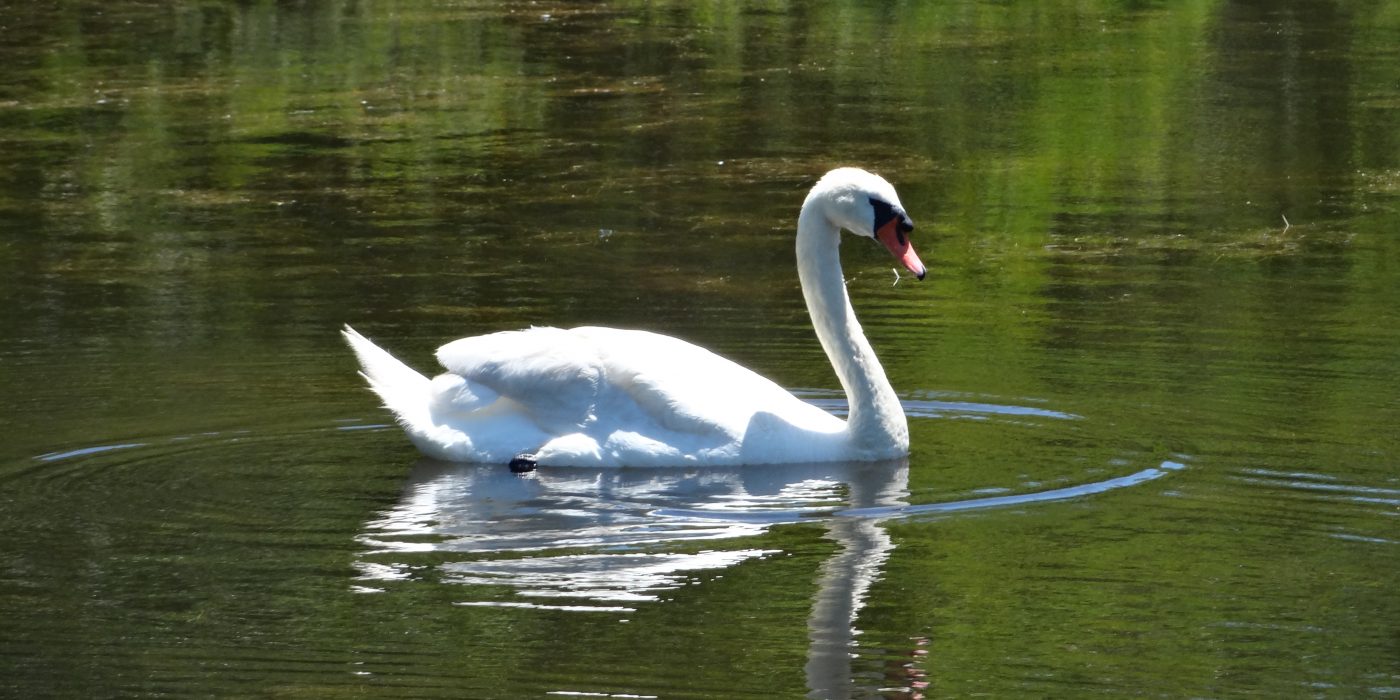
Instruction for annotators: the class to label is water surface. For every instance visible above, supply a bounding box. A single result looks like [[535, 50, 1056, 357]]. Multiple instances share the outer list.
[[2, 1, 1398, 697]]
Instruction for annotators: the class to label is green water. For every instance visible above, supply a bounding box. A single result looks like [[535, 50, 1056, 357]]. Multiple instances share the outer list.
[[2, 1, 1398, 697]]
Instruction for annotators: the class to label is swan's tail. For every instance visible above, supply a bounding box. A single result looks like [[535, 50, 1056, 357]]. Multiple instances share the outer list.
[[342, 325, 433, 428]]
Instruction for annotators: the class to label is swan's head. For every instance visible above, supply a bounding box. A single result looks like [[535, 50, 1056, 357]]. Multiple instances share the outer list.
[[808, 167, 927, 280]]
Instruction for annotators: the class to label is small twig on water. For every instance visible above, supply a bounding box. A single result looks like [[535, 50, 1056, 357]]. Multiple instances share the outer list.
[[1281, 214, 1291, 232], [891, 268, 902, 286]]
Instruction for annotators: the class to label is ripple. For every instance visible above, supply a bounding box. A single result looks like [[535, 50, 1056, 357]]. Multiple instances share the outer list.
[[2, 421, 397, 547], [794, 389, 1082, 421], [355, 454, 1187, 608], [7, 396, 1186, 616], [656, 459, 1188, 524], [34, 442, 148, 462], [1237, 467, 1400, 507], [443, 549, 776, 605], [1229, 467, 1400, 546]]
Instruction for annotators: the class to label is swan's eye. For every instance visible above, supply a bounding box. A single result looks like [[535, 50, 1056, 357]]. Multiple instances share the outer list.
[[870, 197, 915, 236]]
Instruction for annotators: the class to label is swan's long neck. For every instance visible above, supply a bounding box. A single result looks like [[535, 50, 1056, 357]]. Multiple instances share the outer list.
[[796, 205, 909, 456]]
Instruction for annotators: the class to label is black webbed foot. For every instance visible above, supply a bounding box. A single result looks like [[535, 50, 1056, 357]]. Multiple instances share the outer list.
[[508, 453, 537, 473]]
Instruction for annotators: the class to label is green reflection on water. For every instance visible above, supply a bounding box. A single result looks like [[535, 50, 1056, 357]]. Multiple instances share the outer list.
[[1, 0, 1398, 697]]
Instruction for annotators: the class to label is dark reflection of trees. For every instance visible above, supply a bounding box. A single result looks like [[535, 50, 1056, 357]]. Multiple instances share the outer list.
[[1205, 0, 1357, 221]]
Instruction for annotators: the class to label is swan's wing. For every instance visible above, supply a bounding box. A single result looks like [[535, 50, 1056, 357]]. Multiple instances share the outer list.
[[571, 327, 840, 438], [435, 326, 754, 436], [435, 326, 842, 465], [435, 327, 602, 431]]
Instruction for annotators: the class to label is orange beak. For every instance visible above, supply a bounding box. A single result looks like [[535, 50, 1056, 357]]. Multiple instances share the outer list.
[[875, 219, 927, 280]]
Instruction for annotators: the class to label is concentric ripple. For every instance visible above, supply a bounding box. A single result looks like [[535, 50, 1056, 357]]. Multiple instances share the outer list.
[[6, 393, 1190, 619]]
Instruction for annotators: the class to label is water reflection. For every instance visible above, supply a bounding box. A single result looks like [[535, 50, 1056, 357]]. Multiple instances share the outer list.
[[356, 454, 1181, 697], [805, 499, 901, 699], [356, 459, 909, 604]]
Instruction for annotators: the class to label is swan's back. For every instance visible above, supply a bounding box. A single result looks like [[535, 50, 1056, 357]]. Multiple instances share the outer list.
[[433, 327, 843, 465]]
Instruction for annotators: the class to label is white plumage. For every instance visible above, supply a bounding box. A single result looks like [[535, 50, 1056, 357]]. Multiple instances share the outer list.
[[344, 167, 926, 467]]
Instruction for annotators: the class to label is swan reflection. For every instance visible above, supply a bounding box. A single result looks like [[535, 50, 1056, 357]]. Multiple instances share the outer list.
[[355, 458, 911, 693], [355, 454, 1183, 697], [357, 458, 908, 602]]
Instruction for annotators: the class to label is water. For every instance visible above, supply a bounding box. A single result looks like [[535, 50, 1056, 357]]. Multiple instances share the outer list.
[[2, 1, 1398, 697]]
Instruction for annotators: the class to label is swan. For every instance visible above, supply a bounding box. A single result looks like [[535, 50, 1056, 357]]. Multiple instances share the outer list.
[[343, 167, 926, 468]]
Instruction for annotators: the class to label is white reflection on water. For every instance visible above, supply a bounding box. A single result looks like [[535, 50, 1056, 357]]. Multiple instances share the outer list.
[[356, 460, 866, 560], [796, 389, 1082, 422], [354, 460, 903, 606], [446, 550, 775, 604], [355, 452, 1183, 697]]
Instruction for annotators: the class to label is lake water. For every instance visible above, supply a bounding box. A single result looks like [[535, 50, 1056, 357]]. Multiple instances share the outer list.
[[2, 1, 1398, 697]]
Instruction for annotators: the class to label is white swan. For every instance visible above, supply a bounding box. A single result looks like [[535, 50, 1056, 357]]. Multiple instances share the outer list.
[[343, 167, 925, 468]]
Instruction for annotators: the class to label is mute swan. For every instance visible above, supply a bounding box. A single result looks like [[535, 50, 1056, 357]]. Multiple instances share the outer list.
[[344, 167, 925, 468]]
